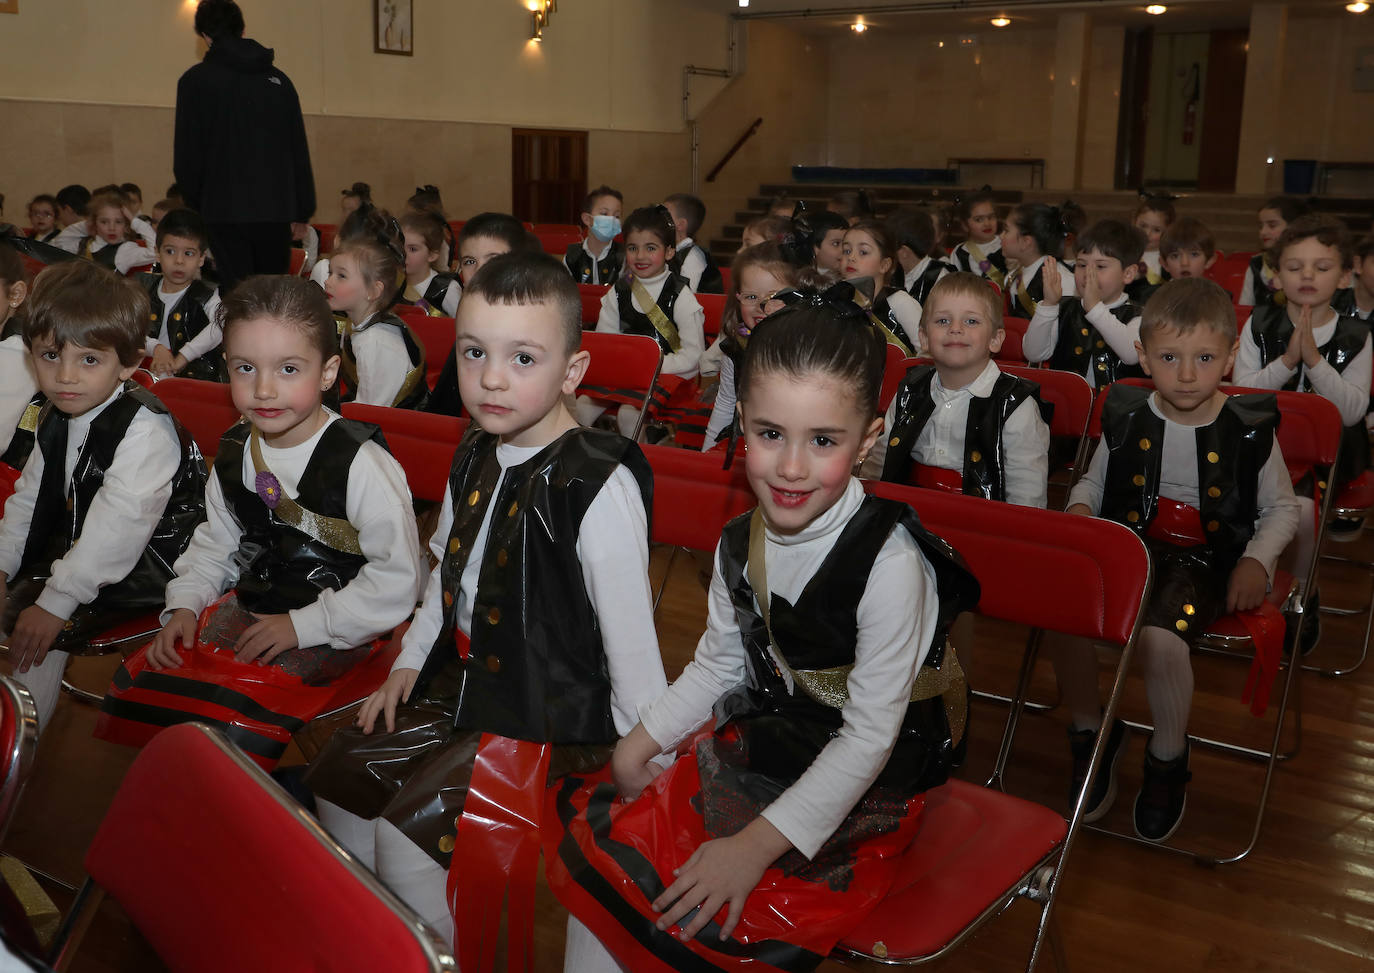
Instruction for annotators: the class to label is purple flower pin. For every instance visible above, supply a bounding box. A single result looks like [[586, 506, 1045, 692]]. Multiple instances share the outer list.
[[255, 471, 283, 510], [978, 259, 991, 273]]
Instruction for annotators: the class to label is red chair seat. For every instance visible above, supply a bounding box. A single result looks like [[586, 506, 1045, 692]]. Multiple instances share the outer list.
[[838, 779, 1067, 959], [86, 613, 163, 653], [1335, 470, 1374, 515]]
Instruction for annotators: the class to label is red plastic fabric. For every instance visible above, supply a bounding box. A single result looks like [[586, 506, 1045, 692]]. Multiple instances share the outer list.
[[447, 734, 551, 973], [0, 462, 19, 517], [1145, 496, 1207, 546], [544, 731, 924, 973], [910, 465, 964, 494]]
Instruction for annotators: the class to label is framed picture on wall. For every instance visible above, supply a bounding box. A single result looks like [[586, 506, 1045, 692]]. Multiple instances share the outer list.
[[374, 0, 412, 56]]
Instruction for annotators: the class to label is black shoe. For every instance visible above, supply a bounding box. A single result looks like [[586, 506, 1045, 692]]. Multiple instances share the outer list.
[[1067, 718, 1126, 822], [1299, 589, 1322, 656], [1327, 515, 1365, 543], [1134, 741, 1191, 842]]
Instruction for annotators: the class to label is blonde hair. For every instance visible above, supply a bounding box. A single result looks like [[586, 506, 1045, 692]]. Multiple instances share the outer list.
[[920, 271, 1003, 332]]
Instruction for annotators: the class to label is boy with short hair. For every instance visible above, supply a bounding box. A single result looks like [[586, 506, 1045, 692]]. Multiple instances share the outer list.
[[1059, 277, 1300, 841], [863, 272, 1049, 507], [1159, 217, 1218, 281], [1023, 218, 1146, 388], [0, 261, 206, 731], [304, 251, 668, 953], [564, 184, 624, 285], [1334, 233, 1374, 322], [886, 206, 950, 306], [663, 192, 724, 293], [54, 185, 91, 230], [141, 207, 224, 381]]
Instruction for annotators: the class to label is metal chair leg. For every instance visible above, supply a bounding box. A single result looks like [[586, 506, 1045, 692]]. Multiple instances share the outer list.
[[1306, 550, 1374, 677], [651, 545, 681, 616], [986, 629, 1046, 791]]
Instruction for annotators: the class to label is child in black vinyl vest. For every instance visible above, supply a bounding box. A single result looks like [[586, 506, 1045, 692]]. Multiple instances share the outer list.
[[664, 193, 724, 294], [1001, 202, 1077, 318], [565, 184, 624, 285], [141, 207, 224, 381], [1239, 196, 1311, 309]]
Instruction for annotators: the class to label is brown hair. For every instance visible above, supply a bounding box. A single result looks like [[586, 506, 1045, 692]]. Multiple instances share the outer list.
[[920, 271, 1003, 333], [24, 261, 148, 366], [400, 209, 448, 259], [464, 251, 582, 355], [1160, 217, 1217, 259], [334, 209, 405, 311], [741, 214, 790, 246], [724, 242, 801, 342], [1139, 277, 1236, 346], [1271, 214, 1353, 270], [220, 275, 339, 362]]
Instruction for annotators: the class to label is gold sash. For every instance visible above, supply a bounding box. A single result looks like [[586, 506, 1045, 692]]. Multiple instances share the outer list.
[[851, 285, 914, 357], [1013, 272, 1039, 318], [15, 401, 40, 435], [631, 277, 682, 353], [966, 240, 1006, 287], [249, 426, 363, 555]]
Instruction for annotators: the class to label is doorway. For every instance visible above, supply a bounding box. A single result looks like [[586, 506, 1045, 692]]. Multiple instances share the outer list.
[[511, 129, 588, 224]]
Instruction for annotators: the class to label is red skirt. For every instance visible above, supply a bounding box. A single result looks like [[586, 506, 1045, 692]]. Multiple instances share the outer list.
[[544, 728, 924, 973], [95, 593, 385, 769]]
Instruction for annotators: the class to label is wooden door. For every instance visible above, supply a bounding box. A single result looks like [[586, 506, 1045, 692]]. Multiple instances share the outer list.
[[511, 129, 588, 224], [1196, 29, 1247, 192], [1114, 28, 1153, 190]]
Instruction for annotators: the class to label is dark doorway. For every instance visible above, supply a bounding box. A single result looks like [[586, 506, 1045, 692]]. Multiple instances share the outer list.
[[511, 129, 588, 224], [1115, 28, 1154, 190], [1196, 29, 1248, 192]]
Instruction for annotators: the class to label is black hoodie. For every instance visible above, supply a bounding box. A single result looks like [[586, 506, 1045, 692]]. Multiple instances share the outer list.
[[173, 35, 316, 224]]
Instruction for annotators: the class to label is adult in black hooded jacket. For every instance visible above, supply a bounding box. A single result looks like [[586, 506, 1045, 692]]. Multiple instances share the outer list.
[[174, 0, 315, 288]]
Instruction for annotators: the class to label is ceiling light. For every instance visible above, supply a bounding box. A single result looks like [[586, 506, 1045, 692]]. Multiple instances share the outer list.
[[1348, 2, 1370, 12], [852, 18, 868, 32], [990, 15, 1011, 27], [738, 0, 749, 7], [1145, 4, 1167, 14]]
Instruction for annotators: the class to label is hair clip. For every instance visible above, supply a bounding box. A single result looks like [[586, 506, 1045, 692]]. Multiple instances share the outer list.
[[767, 280, 871, 325], [378, 216, 405, 265]]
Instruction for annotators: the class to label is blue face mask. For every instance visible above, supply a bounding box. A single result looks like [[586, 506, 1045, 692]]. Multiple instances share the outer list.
[[590, 214, 621, 243]]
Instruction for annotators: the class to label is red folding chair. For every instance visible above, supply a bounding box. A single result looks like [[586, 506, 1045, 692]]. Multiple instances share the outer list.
[[1080, 380, 1341, 864], [341, 403, 466, 505], [1205, 253, 1251, 303], [288, 247, 308, 277], [148, 378, 240, 462], [697, 293, 727, 344], [1233, 303, 1254, 334], [403, 314, 457, 391], [536, 229, 584, 255], [1001, 362, 1094, 487], [578, 283, 608, 326], [878, 342, 908, 413], [1315, 468, 1374, 677], [313, 223, 338, 255], [718, 266, 732, 295], [577, 332, 663, 442], [0, 678, 38, 846], [998, 315, 1030, 364], [48, 723, 455, 973]]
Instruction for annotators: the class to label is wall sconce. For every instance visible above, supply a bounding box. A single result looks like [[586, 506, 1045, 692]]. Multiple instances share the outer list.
[[530, 0, 557, 42]]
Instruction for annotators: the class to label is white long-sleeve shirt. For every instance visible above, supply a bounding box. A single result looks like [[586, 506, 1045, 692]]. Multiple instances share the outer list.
[[1006, 255, 1076, 317], [862, 360, 1050, 508], [951, 236, 1003, 277], [407, 270, 461, 318], [879, 287, 925, 354], [348, 313, 413, 408], [1024, 292, 1141, 383], [0, 386, 180, 620], [701, 355, 737, 450], [638, 478, 940, 859], [1233, 308, 1373, 427], [1067, 392, 1300, 579], [54, 217, 158, 275], [162, 413, 424, 649], [145, 283, 223, 364], [675, 238, 707, 292], [902, 255, 949, 296], [0, 336, 37, 458], [393, 439, 668, 736], [597, 269, 705, 379]]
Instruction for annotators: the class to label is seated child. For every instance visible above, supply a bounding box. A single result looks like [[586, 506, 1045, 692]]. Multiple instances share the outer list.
[[887, 206, 950, 306], [1334, 233, 1374, 322], [547, 295, 979, 972], [149, 198, 176, 235], [0, 261, 206, 731], [1059, 199, 1089, 268], [398, 210, 461, 317], [865, 272, 1050, 507], [424, 213, 542, 417], [120, 183, 149, 224], [948, 188, 1007, 287], [325, 210, 428, 409], [1024, 219, 1145, 388], [406, 185, 454, 270], [766, 192, 796, 219], [309, 201, 378, 288], [141, 207, 224, 381], [0, 241, 37, 493], [291, 219, 320, 277], [54, 189, 157, 275], [1127, 193, 1175, 302], [843, 219, 923, 355], [807, 210, 849, 274], [26, 196, 59, 244], [578, 205, 705, 439], [303, 252, 668, 951], [828, 187, 876, 225], [664, 192, 724, 294], [1001, 202, 1077, 318], [53, 185, 90, 232], [1240, 196, 1310, 308], [1058, 278, 1299, 841], [1159, 217, 1218, 282], [97, 275, 424, 765], [340, 181, 372, 221], [738, 214, 789, 253], [564, 184, 624, 285]]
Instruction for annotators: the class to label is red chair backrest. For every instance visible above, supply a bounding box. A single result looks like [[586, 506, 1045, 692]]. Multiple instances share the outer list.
[[718, 266, 732, 295], [1206, 254, 1251, 302], [0, 678, 37, 846], [447, 220, 465, 242], [536, 229, 583, 255], [641, 445, 754, 551], [578, 283, 609, 326], [1000, 363, 1093, 440], [1234, 304, 1254, 333], [81, 724, 452, 972], [313, 223, 338, 255], [578, 333, 662, 410], [998, 315, 1029, 364], [150, 378, 240, 460], [697, 293, 728, 343], [1087, 380, 1342, 470], [403, 315, 456, 390], [340, 403, 467, 503], [288, 248, 307, 277], [879, 343, 909, 412]]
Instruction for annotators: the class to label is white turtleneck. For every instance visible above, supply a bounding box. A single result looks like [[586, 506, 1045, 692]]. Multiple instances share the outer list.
[[596, 267, 705, 378], [638, 478, 941, 859]]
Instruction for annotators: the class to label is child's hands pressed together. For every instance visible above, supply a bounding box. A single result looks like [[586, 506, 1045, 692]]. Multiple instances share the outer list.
[[150, 345, 176, 377], [233, 612, 299, 664], [147, 608, 197, 670], [652, 817, 792, 943], [1297, 304, 1323, 369], [1041, 257, 1063, 305], [357, 667, 418, 734], [1281, 306, 1311, 370], [1227, 556, 1269, 614], [8, 605, 66, 673]]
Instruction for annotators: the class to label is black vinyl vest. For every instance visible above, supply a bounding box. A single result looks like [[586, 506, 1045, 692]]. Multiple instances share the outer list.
[[670, 242, 724, 295], [1048, 298, 1145, 386], [20, 383, 206, 611], [881, 364, 1044, 501], [871, 287, 918, 353], [1010, 264, 1048, 316], [143, 276, 224, 381], [564, 242, 624, 286], [81, 237, 122, 270], [215, 418, 386, 615], [614, 274, 688, 355], [0, 393, 43, 472], [1249, 305, 1370, 481], [413, 427, 654, 745], [340, 312, 428, 410], [397, 273, 459, 316], [714, 495, 979, 795], [1098, 384, 1275, 574], [953, 244, 1007, 278], [906, 260, 947, 306], [1249, 254, 1283, 310]]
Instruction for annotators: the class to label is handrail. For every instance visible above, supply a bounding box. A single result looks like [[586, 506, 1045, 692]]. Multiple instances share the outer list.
[[705, 117, 763, 183]]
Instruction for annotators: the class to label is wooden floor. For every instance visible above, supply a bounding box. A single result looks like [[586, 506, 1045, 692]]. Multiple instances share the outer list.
[[9, 533, 1374, 972]]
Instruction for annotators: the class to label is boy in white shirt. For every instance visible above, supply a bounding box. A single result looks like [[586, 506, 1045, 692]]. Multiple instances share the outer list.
[[140, 207, 224, 380], [663, 192, 724, 294]]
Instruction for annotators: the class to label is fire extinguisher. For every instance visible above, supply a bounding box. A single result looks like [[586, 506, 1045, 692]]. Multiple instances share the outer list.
[[1181, 62, 1200, 146]]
